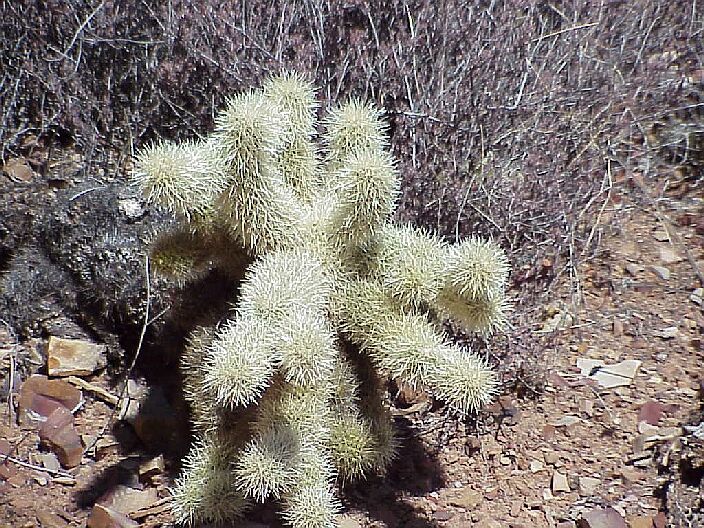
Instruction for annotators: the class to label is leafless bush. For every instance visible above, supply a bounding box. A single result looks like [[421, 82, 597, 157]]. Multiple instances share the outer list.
[[2, 0, 702, 372]]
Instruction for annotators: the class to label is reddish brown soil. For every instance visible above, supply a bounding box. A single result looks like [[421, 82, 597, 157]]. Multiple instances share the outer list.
[[1, 170, 702, 528]]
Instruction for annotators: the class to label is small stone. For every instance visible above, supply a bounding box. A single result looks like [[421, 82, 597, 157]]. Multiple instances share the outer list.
[[2, 157, 36, 182], [448, 489, 482, 509], [433, 509, 454, 521], [577, 358, 641, 389], [654, 326, 678, 339], [32, 473, 49, 486], [118, 379, 144, 423], [499, 455, 511, 465], [557, 523, 576, 528], [0, 460, 17, 481], [612, 318, 623, 336], [579, 399, 594, 415], [639, 400, 666, 425], [38, 452, 61, 472], [577, 507, 627, 528], [95, 437, 120, 456], [38, 406, 83, 468], [338, 516, 363, 528], [18, 375, 83, 424], [465, 436, 481, 452], [99, 485, 159, 515], [544, 451, 559, 465], [139, 455, 165, 482], [550, 415, 581, 427], [530, 460, 544, 473], [552, 471, 570, 493], [620, 467, 643, 484], [659, 247, 683, 264], [118, 198, 145, 221], [516, 456, 529, 470], [86, 504, 139, 528], [649, 265, 670, 280], [653, 512, 666, 528], [47, 336, 107, 377], [52, 476, 77, 485], [625, 263, 643, 276], [653, 229, 669, 242], [690, 288, 703, 306], [578, 476, 600, 496], [638, 422, 659, 435], [35, 509, 66, 528], [632, 434, 649, 455], [543, 424, 556, 440], [627, 516, 654, 528]]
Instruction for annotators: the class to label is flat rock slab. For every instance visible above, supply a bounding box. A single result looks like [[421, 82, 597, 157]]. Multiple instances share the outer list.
[[577, 359, 641, 389], [86, 504, 139, 528], [47, 336, 107, 376], [99, 485, 159, 515], [38, 406, 83, 468], [577, 507, 627, 528], [18, 374, 82, 424], [552, 470, 570, 493]]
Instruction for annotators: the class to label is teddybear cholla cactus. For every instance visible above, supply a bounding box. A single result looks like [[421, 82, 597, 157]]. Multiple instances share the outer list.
[[133, 73, 509, 527]]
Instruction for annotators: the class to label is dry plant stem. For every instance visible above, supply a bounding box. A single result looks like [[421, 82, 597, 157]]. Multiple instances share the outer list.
[[1, 319, 18, 426], [530, 22, 599, 43], [66, 376, 119, 406], [579, 160, 614, 262], [0, 454, 74, 478], [8, 349, 15, 426]]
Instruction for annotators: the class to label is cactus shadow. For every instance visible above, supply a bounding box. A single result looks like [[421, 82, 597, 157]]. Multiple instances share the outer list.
[[341, 416, 445, 528], [74, 270, 238, 512]]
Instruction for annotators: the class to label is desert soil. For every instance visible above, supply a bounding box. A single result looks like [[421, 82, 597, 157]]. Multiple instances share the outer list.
[[0, 162, 702, 528]]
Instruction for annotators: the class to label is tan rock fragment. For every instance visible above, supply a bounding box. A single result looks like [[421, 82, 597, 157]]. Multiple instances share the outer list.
[[38, 452, 61, 472], [38, 406, 83, 468], [576, 358, 641, 389], [658, 246, 683, 264], [552, 471, 570, 493], [649, 265, 670, 280], [690, 288, 703, 305], [627, 516, 655, 528], [577, 507, 627, 528], [35, 509, 66, 528], [47, 336, 107, 377], [448, 488, 483, 509], [86, 504, 138, 528], [100, 485, 159, 515], [578, 476, 600, 496], [2, 158, 36, 182], [338, 517, 363, 528], [17, 375, 83, 424], [530, 459, 544, 473], [139, 455, 165, 482]]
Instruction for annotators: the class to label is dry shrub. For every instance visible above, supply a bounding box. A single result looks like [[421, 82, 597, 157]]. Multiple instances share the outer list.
[[2, 0, 702, 382]]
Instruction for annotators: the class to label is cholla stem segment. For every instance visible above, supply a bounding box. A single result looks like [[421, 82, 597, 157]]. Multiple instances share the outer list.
[[132, 72, 510, 527]]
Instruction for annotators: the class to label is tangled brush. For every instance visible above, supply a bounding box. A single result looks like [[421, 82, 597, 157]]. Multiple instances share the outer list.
[[133, 72, 510, 527]]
